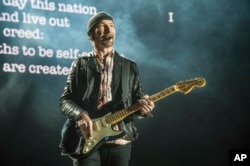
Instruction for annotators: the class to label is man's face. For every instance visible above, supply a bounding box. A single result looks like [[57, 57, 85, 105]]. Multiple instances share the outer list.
[[92, 20, 116, 49]]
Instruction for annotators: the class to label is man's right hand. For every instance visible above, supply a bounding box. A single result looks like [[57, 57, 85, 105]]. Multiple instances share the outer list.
[[77, 112, 93, 138]]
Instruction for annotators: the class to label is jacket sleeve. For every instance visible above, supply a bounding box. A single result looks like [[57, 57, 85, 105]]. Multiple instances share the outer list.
[[59, 58, 88, 121]]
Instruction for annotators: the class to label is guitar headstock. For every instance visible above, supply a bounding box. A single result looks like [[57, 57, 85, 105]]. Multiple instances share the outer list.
[[175, 78, 206, 94]]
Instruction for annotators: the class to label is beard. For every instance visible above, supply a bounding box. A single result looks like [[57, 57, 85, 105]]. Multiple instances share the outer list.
[[102, 40, 114, 47], [99, 33, 115, 47]]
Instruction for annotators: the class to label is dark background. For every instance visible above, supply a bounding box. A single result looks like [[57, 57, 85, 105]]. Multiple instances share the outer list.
[[0, 0, 250, 166]]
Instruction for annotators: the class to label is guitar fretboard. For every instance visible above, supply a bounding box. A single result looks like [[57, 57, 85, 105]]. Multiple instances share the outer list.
[[105, 86, 177, 124], [149, 86, 176, 102]]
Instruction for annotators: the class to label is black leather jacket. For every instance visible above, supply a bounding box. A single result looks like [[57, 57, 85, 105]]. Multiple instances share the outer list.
[[59, 51, 145, 154]]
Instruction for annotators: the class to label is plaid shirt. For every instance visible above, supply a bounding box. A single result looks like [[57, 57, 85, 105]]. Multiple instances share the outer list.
[[95, 50, 114, 109]]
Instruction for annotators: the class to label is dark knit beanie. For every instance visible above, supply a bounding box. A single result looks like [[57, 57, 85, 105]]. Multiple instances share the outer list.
[[87, 12, 114, 33]]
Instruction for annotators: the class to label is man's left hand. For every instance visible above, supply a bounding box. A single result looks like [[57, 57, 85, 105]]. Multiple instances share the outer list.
[[138, 95, 154, 116]]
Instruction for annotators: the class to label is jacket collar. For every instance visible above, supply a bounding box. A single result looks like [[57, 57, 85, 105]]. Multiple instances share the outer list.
[[112, 51, 122, 96], [84, 51, 123, 96], [86, 50, 123, 71]]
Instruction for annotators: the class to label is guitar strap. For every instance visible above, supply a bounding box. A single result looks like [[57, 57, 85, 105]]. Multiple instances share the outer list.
[[121, 57, 131, 108]]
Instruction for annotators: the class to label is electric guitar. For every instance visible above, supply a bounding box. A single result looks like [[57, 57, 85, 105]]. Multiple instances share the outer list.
[[74, 77, 206, 158]]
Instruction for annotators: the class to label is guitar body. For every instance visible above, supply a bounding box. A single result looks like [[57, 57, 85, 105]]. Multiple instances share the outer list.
[[80, 112, 125, 157], [62, 100, 125, 159]]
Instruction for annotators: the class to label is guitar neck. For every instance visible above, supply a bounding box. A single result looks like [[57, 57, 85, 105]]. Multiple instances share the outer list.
[[105, 85, 177, 124], [149, 85, 176, 102]]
